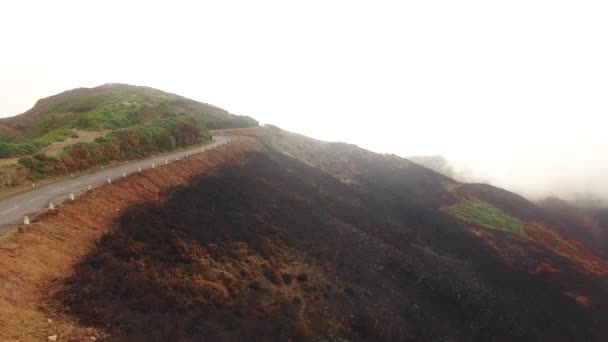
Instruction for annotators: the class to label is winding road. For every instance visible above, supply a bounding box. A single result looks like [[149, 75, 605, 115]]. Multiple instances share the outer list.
[[0, 136, 232, 232]]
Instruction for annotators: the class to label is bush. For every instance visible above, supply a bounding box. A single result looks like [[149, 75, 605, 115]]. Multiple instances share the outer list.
[[18, 155, 49, 179], [18, 156, 34, 168], [6, 113, 214, 179], [33, 152, 47, 161], [56, 116, 211, 172]]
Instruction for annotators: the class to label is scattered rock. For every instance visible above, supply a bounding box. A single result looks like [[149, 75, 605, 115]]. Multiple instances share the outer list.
[[47, 335, 57, 341], [47, 318, 53, 323]]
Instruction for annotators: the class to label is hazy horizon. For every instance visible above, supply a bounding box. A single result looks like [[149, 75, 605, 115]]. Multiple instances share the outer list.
[[1, 1, 607, 204]]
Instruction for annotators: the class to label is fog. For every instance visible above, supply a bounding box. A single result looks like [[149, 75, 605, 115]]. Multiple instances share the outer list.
[[1, 1, 607, 204], [449, 151, 608, 206], [412, 153, 608, 207]]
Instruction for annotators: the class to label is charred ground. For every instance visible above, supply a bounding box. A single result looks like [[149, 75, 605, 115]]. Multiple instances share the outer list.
[[52, 130, 608, 341], [1, 128, 607, 341]]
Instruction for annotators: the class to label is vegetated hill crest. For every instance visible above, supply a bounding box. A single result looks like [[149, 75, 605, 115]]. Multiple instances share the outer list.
[[0, 83, 253, 133], [0, 83, 258, 191]]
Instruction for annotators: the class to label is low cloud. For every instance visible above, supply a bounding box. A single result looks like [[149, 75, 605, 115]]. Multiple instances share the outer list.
[[410, 153, 608, 208]]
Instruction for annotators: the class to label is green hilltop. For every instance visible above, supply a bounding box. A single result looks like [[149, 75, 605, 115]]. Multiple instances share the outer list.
[[0, 83, 258, 185]]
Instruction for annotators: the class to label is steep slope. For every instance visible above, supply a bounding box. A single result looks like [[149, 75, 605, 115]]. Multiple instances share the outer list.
[[1, 127, 607, 341]]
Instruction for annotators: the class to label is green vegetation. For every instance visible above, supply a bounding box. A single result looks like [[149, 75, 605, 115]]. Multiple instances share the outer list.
[[446, 199, 526, 235], [0, 84, 257, 158], [18, 153, 54, 180], [0, 141, 49, 158], [0, 84, 257, 186], [18, 116, 210, 176]]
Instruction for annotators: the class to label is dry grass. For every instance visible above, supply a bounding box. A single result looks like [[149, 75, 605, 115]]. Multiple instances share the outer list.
[[0, 156, 20, 166]]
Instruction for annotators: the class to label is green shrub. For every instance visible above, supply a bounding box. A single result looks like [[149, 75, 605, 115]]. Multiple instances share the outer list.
[[0, 140, 51, 158], [446, 199, 526, 235], [56, 116, 211, 172], [18, 156, 34, 168], [33, 152, 47, 161], [18, 155, 49, 179]]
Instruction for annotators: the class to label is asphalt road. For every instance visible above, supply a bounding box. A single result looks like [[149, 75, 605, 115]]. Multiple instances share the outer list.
[[0, 136, 232, 232]]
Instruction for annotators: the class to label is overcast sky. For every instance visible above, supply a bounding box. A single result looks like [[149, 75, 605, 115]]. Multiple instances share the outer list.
[[1, 1, 607, 201]]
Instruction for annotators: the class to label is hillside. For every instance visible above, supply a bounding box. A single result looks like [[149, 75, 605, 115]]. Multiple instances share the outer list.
[[0, 127, 607, 341], [0, 84, 257, 188], [0, 83, 256, 138]]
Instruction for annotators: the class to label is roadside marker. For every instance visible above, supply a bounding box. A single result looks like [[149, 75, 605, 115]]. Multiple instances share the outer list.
[[32, 183, 35, 188], [165, 160, 168, 165], [23, 216, 29, 225], [123, 172, 127, 178], [88, 185, 92, 190], [69, 193, 75, 201], [108, 178, 111, 184], [138, 167, 142, 172], [152, 163, 155, 168], [49, 202, 54, 210]]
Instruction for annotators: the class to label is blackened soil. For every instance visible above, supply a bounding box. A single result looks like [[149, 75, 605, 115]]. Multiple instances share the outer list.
[[55, 147, 608, 341]]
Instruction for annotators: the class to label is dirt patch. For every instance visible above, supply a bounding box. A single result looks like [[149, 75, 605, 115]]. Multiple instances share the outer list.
[[40, 129, 111, 156], [0, 156, 20, 166]]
